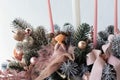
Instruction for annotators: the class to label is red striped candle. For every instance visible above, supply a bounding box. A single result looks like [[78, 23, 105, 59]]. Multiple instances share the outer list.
[[48, 0, 54, 33], [93, 0, 98, 47], [114, 0, 118, 34]]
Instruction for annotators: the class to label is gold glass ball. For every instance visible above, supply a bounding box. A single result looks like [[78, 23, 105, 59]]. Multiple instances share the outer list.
[[13, 30, 25, 41], [78, 41, 87, 49], [13, 48, 23, 61]]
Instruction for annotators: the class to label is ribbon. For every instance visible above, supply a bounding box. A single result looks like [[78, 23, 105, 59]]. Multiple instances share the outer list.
[[87, 42, 120, 80], [35, 43, 75, 80], [108, 54, 120, 80], [87, 49, 106, 80]]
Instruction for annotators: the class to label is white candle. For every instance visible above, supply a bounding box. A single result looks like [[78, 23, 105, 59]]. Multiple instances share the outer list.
[[72, 0, 80, 28]]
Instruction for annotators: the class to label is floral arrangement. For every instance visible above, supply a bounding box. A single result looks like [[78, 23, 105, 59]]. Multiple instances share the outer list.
[[1, 18, 120, 80]]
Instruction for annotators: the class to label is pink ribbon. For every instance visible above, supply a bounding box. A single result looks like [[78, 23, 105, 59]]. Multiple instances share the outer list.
[[87, 49, 105, 80], [87, 42, 120, 80], [35, 43, 75, 80], [108, 54, 120, 80]]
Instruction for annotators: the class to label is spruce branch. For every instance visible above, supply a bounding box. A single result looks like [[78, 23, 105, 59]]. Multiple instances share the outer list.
[[72, 23, 90, 46], [102, 64, 116, 80], [98, 31, 109, 41], [105, 25, 114, 35], [31, 26, 48, 49], [8, 61, 24, 71], [12, 18, 32, 30], [54, 24, 60, 33], [62, 23, 75, 45], [23, 50, 39, 66]]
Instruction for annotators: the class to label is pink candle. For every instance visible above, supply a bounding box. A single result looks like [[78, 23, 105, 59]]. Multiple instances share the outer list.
[[48, 0, 54, 33], [114, 0, 118, 34], [93, 0, 98, 47]]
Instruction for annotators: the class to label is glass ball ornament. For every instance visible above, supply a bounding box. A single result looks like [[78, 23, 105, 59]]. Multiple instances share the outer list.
[[30, 57, 37, 65], [16, 49, 23, 55], [13, 30, 25, 41], [78, 41, 87, 49], [13, 48, 23, 61]]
